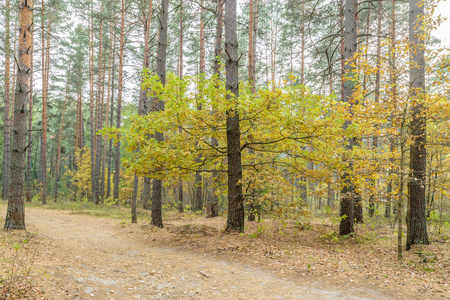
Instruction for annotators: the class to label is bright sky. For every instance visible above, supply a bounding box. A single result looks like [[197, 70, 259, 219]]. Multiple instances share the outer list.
[[434, 0, 450, 46]]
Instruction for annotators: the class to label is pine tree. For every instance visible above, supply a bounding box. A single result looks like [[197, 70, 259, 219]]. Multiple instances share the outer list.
[[224, 0, 244, 232], [407, 0, 429, 249], [4, 0, 33, 230], [2, 0, 12, 202], [151, 0, 169, 228], [339, 0, 359, 236]]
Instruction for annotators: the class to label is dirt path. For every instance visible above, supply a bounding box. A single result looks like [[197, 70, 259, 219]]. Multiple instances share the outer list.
[[21, 207, 400, 299]]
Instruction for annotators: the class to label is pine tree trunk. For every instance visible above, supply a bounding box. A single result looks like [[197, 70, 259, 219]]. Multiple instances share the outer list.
[[194, 2, 205, 212], [247, 0, 257, 222], [388, 1, 397, 218], [4, 0, 32, 230], [11, 22, 17, 140], [139, 0, 153, 209], [54, 64, 71, 202], [177, 0, 184, 213], [397, 124, 405, 259], [101, 20, 113, 201], [40, 15, 50, 205], [407, 0, 429, 249], [151, 0, 169, 228], [26, 19, 33, 203], [224, 0, 244, 232], [107, 32, 116, 200], [339, 0, 344, 101], [39, 3, 45, 202], [114, 0, 126, 202], [3, 0, 11, 202], [368, 3, 379, 218], [131, 176, 138, 223], [300, 1, 305, 85], [93, 3, 104, 204], [89, 3, 96, 201], [208, 0, 224, 218], [339, 0, 359, 235]]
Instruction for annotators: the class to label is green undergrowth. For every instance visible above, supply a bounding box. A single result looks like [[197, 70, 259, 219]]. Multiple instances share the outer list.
[[27, 198, 151, 221]]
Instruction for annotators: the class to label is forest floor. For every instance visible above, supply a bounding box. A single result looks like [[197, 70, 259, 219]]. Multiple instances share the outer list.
[[0, 203, 449, 299]]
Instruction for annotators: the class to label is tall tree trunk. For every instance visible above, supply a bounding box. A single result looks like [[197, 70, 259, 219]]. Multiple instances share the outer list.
[[93, 3, 104, 204], [101, 18, 114, 202], [194, 2, 205, 212], [132, 0, 153, 219], [369, 3, 382, 218], [152, 0, 167, 212], [247, 0, 258, 222], [131, 176, 138, 223], [387, 1, 398, 218], [397, 119, 405, 259], [140, 0, 153, 209], [151, 0, 169, 228], [26, 20, 33, 203], [339, 0, 345, 101], [300, 1, 305, 85], [89, 2, 96, 200], [54, 63, 71, 202], [177, 0, 184, 213], [339, 0, 359, 235], [4, 0, 33, 230], [199, 2, 205, 75], [40, 12, 50, 205], [362, 6, 370, 93], [114, 0, 126, 201], [107, 29, 117, 199], [208, 0, 223, 218], [75, 87, 82, 166], [11, 22, 17, 140], [3, 0, 11, 201], [224, 0, 244, 232], [407, 0, 429, 249], [270, 16, 277, 89]]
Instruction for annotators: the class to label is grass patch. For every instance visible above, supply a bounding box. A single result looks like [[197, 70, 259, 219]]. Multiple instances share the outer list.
[[27, 199, 152, 221]]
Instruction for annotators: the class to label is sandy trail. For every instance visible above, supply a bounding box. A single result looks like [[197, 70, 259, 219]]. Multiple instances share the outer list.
[[22, 207, 392, 299]]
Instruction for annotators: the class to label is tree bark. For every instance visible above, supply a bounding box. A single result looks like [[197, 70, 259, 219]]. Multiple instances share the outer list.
[[140, 0, 153, 209], [224, 0, 244, 232], [4, 0, 32, 230], [194, 2, 205, 212], [2, 0, 11, 201], [102, 17, 114, 202], [300, 1, 305, 85], [89, 2, 96, 201], [177, 0, 184, 213], [208, 0, 224, 218], [114, 0, 126, 202], [151, 0, 169, 228], [93, 3, 105, 204], [339, 0, 345, 101], [132, 0, 153, 218], [368, 3, 379, 218], [387, 1, 398, 218], [247, 0, 258, 222], [54, 63, 71, 202], [39, 3, 49, 204], [131, 176, 138, 223], [407, 0, 429, 249], [26, 19, 34, 203], [107, 28, 117, 200], [339, 0, 359, 235]]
